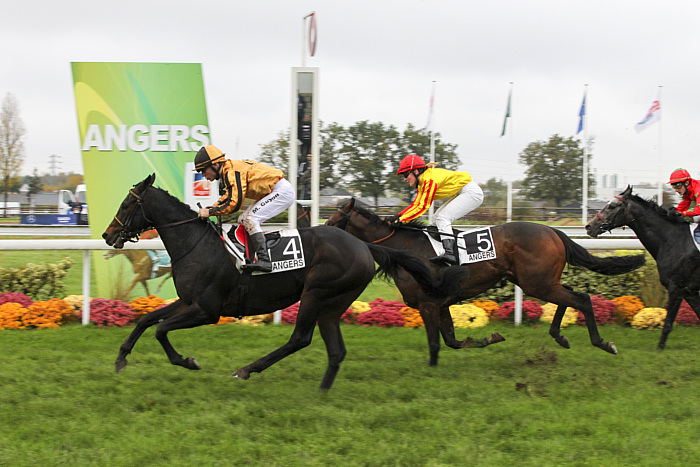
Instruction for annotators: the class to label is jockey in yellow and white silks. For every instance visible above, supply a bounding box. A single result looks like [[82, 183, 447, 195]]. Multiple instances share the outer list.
[[395, 154, 484, 265]]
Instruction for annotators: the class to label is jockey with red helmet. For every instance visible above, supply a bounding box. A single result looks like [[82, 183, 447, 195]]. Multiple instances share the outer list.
[[395, 154, 484, 265], [668, 168, 700, 218], [195, 145, 296, 272], [668, 168, 700, 243]]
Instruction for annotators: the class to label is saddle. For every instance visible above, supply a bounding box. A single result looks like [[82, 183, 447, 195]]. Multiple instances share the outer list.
[[222, 224, 306, 274]]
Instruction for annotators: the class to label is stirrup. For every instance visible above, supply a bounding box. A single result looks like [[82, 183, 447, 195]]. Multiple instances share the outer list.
[[430, 254, 457, 265]]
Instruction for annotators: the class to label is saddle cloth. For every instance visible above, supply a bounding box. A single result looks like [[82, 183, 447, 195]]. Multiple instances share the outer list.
[[423, 226, 497, 265], [222, 224, 306, 274]]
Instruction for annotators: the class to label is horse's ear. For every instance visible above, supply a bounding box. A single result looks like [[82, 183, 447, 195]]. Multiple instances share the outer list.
[[348, 198, 356, 210], [622, 185, 632, 197], [145, 173, 156, 187]]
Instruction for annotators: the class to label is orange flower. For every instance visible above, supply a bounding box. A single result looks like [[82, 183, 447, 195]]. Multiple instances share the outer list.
[[399, 306, 424, 328], [129, 295, 166, 317]]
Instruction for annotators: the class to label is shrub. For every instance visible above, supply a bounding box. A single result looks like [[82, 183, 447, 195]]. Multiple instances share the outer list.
[[468, 299, 499, 317], [575, 294, 616, 326], [23, 299, 75, 329], [612, 295, 645, 324], [449, 304, 489, 328], [355, 309, 405, 327], [399, 306, 424, 328], [0, 302, 28, 329], [675, 301, 700, 326], [350, 301, 371, 313], [0, 292, 33, 308], [0, 258, 73, 300], [89, 298, 138, 327], [630, 307, 667, 330], [130, 295, 165, 318], [539, 303, 578, 327], [492, 300, 542, 323]]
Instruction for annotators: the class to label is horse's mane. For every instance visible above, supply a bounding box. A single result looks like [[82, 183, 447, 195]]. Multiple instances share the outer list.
[[152, 185, 197, 215], [352, 203, 428, 231], [629, 193, 686, 224]]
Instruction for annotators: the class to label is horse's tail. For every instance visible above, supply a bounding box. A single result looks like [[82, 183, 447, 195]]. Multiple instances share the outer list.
[[552, 228, 645, 275], [366, 244, 442, 297]]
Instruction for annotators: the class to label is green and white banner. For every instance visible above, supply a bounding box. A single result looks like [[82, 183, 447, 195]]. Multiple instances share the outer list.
[[72, 62, 210, 299]]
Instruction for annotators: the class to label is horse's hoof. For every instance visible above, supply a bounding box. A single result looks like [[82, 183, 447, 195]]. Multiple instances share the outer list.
[[115, 358, 128, 373], [489, 332, 505, 344], [601, 342, 618, 355], [185, 357, 201, 370], [555, 336, 570, 349], [233, 368, 250, 380]]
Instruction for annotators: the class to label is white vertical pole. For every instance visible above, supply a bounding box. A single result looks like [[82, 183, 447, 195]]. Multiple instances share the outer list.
[[514, 285, 523, 325], [506, 181, 513, 223], [428, 81, 436, 223], [301, 15, 307, 67], [310, 69, 320, 226], [581, 84, 588, 226], [81, 250, 90, 325], [657, 86, 663, 205]]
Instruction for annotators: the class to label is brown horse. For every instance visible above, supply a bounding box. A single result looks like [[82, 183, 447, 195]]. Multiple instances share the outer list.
[[326, 198, 646, 365], [102, 249, 172, 297]]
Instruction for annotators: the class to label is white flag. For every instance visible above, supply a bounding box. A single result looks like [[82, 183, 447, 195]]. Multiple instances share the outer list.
[[634, 95, 661, 133]]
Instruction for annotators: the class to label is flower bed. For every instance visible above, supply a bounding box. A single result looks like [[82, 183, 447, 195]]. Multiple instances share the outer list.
[[0, 292, 696, 331]]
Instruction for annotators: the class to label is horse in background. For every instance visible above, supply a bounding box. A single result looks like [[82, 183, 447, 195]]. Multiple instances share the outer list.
[[587, 185, 700, 349], [102, 249, 172, 297], [327, 198, 646, 364]]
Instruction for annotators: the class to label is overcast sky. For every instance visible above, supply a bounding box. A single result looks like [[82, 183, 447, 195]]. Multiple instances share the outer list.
[[3, 0, 698, 192]]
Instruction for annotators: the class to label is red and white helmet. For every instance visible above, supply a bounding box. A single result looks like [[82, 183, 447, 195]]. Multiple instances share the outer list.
[[397, 154, 427, 176], [668, 168, 691, 184]]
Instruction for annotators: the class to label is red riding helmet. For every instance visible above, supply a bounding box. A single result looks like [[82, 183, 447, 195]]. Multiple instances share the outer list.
[[668, 168, 691, 184], [397, 154, 427, 176]]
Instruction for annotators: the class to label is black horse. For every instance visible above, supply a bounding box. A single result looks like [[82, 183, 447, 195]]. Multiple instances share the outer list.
[[586, 185, 700, 349], [102, 174, 443, 390], [327, 198, 646, 363]]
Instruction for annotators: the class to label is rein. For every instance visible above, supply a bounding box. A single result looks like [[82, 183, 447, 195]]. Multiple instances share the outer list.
[[115, 185, 205, 264], [594, 194, 653, 232]]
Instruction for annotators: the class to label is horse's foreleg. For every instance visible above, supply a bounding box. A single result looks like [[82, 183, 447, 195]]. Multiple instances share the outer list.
[[436, 306, 505, 349], [659, 289, 684, 350], [115, 299, 185, 372], [154, 303, 218, 370], [419, 305, 442, 366]]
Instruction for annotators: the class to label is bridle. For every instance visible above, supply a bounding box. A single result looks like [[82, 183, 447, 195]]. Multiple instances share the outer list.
[[113, 185, 200, 246], [593, 194, 651, 233]]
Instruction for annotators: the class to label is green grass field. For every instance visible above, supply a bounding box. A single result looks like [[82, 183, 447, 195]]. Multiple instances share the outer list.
[[1, 322, 699, 466]]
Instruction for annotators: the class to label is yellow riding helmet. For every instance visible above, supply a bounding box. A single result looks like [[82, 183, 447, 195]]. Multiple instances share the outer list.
[[194, 145, 226, 172]]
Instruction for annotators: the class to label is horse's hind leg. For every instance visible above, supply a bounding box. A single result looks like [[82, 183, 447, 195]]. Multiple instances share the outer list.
[[154, 303, 219, 370], [548, 285, 573, 349], [548, 304, 571, 349], [115, 299, 185, 372], [659, 287, 684, 350], [316, 313, 347, 391], [233, 303, 319, 382]]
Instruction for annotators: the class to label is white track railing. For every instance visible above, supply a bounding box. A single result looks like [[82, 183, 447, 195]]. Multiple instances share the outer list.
[[0, 237, 644, 326]]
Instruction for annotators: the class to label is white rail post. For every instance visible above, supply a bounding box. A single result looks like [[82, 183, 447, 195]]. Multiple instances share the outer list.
[[82, 250, 91, 325]]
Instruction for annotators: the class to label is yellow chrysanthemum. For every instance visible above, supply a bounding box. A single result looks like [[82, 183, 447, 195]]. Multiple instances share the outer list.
[[449, 304, 489, 328], [539, 303, 578, 327], [631, 307, 667, 330]]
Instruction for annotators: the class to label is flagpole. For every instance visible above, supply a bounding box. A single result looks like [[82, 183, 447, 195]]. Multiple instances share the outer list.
[[428, 81, 436, 222], [657, 85, 663, 204], [581, 84, 588, 226]]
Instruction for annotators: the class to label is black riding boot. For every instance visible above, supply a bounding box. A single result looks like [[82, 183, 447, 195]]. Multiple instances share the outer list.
[[242, 232, 273, 272], [430, 238, 458, 265]]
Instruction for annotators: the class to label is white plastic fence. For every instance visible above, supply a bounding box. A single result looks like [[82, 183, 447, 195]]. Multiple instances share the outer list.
[[0, 237, 644, 326]]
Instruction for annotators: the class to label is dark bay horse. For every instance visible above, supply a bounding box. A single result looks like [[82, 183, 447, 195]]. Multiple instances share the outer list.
[[586, 185, 700, 349], [102, 174, 443, 391], [327, 198, 646, 364]]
